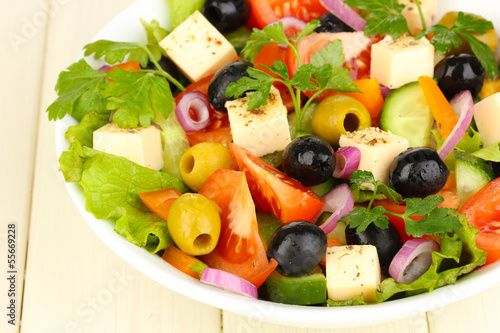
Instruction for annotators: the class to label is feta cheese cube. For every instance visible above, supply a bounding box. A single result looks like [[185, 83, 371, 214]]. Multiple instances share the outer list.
[[474, 92, 500, 146], [326, 245, 381, 303], [226, 86, 292, 157], [371, 35, 434, 89], [93, 123, 164, 170], [159, 11, 238, 82], [339, 127, 409, 188]]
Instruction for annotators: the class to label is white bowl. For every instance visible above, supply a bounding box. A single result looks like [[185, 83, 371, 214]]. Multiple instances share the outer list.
[[55, 0, 500, 328]]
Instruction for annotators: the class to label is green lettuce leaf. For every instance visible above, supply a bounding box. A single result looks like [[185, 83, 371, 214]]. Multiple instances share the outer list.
[[59, 112, 108, 182], [472, 142, 500, 162], [328, 211, 487, 306], [59, 115, 189, 253], [165, 0, 204, 30]]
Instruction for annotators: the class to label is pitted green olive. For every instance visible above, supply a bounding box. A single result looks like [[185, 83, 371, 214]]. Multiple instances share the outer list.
[[311, 95, 371, 147], [167, 193, 221, 256], [179, 142, 237, 192]]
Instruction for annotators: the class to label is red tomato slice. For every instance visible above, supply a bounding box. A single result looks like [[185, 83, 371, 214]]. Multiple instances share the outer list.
[[229, 143, 324, 223], [139, 188, 182, 221], [199, 169, 277, 287], [247, 0, 329, 29], [460, 177, 500, 265]]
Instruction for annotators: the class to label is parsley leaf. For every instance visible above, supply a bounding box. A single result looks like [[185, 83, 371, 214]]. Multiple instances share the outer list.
[[228, 21, 358, 136], [404, 196, 444, 216], [84, 19, 166, 67], [341, 206, 389, 233], [345, 0, 410, 39], [404, 207, 463, 238], [101, 69, 173, 128], [47, 59, 107, 121], [349, 170, 402, 203]]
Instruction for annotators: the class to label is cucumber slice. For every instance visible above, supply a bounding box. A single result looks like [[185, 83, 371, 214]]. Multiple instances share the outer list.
[[381, 81, 434, 147], [257, 213, 283, 250], [455, 151, 494, 206], [263, 269, 327, 305]]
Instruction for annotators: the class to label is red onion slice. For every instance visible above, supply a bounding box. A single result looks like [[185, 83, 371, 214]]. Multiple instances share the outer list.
[[175, 91, 211, 132], [380, 85, 393, 99], [98, 65, 111, 73], [319, 0, 366, 31], [333, 146, 361, 178], [313, 184, 354, 234], [437, 90, 474, 160], [389, 239, 440, 284], [200, 268, 258, 298]]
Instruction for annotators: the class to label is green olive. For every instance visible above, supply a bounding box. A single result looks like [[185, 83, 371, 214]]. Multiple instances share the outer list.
[[179, 142, 237, 192], [311, 95, 371, 147], [438, 12, 498, 54], [167, 193, 221, 256]]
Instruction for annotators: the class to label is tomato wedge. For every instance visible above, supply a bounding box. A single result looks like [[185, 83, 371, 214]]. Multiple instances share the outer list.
[[460, 177, 500, 265], [198, 169, 277, 287], [247, 0, 329, 29], [229, 143, 324, 223], [139, 188, 182, 221]]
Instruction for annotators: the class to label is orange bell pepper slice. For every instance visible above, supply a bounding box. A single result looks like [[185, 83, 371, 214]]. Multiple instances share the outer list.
[[418, 76, 459, 139]]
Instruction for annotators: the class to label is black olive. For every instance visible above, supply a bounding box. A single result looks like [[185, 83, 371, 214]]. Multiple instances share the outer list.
[[208, 60, 253, 112], [314, 12, 355, 33], [203, 0, 251, 33], [267, 221, 327, 277], [345, 223, 403, 268], [389, 147, 450, 198], [144, 56, 181, 95], [282, 136, 336, 187], [434, 53, 485, 100]]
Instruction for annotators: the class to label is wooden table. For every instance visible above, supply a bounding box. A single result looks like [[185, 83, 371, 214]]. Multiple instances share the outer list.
[[3, 0, 500, 332]]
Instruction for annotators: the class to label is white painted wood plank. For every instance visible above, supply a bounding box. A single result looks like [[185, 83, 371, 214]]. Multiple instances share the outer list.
[[0, 0, 49, 332], [20, 1, 221, 332], [222, 311, 429, 333]]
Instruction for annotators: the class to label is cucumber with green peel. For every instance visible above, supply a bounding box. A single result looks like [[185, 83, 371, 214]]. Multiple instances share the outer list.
[[263, 269, 327, 305], [257, 213, 283, 250], [381, 81, 434, 147], [316, 211, 348, 245], [455, 151, 494, 206]]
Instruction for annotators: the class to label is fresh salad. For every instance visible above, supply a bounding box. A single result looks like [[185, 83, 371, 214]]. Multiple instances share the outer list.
[[49, 0, 500, 306]]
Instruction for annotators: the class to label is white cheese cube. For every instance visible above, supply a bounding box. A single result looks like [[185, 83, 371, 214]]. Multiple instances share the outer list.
[[339, 127, 409, 188], [159, 11, 238, 82], [371, 35, 434, 89], [474, 92, 500, 146], [226, 86, 292, 157], [93, 123, 164, 170], [398, 0, 437, 35], [326, 245, 381, 303]]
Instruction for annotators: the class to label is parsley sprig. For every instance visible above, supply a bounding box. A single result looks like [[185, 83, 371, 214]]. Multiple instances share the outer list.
[[345, 0, 499, 79], [47, 19, 182, 128], [340, 171, 462, 237], [225, 21, 360, 135], [344, 0, 410, 39]]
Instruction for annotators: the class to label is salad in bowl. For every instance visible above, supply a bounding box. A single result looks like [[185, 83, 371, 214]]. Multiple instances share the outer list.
[[50, 0, 500, 327]]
